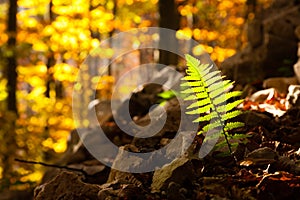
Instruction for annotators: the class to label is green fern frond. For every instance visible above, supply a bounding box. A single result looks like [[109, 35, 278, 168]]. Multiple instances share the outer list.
[[182, 54, 245, 156]]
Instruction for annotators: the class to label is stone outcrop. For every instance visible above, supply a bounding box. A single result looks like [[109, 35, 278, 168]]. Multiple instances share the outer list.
[[221, 0, 300, 85], [34, 171, 100, 200]]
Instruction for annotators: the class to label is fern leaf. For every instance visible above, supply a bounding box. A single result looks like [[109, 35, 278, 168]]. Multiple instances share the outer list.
[[224, 110, 243, 121], [181, 86, 205, 94], [225, 91, 243, 100], [184, 92, 210, 101], [199, 120, 224, 134], [187, 98, 211, 109], [181, 81, 202, 87], [212, 90, 242, 106], [184, 94, 197, 101], [202, 70, 222, 81], [209, 87, 227, 99], [224, 122, 245, 131], [193, 114, 211, 123], [182, 76, 201, 81], [222, 80, 235, 91], [193, 112, 219, 123], [207, 82, 226, 93], [186, 104, 211, 115], [225, 99, 244, 112], [185, 54, 200, 67], [204, 76, 224, 87], [213, 94, 228, 106], [215, 99, 244, 113]]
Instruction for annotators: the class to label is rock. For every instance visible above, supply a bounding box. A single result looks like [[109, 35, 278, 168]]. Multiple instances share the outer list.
[[117, 184, 143, 199], [107, 144, 151, 188], [129, 83, 163, 117], [88, 99, 112, 126], [221, 50, 264, 85], [263, 77, 298, 94], [67, 159, 110, 184], [263, 34, 297, 75], [115, 83, 163, 121], [271, 0, 294, 8], [98, 179, 146, 199], [237, 111, 277, 131], [264, 18, 296, 41], [98, 188, 118, 200], [135, 97, 182, 138], [286, 85, 300, 108], [240, 147, 278, 167], [280, 107, 300, 123], [295, 26, 300, 40], [34, 171, 100, 200], [166, 182, 186, 200], [294, 59, 300, 82], [108, 144, 144, 175], [221, 1, 300, 84], [151, 157, 194, 192], [247, 19, 263, 48], [281, 127, 300, 144]]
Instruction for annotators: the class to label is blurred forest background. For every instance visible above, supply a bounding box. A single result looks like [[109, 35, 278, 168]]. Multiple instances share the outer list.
[[0, 0, 273, 192]]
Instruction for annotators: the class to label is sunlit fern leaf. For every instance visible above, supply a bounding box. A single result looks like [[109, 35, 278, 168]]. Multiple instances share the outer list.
[[186, 104, 211, 115], [181, 54, 245, 155], [205, 76, 223, 87], [224, 99, 244, 112], [199, 121, 224, 134], [213, 91, 242, 106], [226, 91, 243, 99], [181, 81, 202, 87], [187, 98, 211, 109], [224, 110, 243, 121], [224, 122, 244, 131], [193, 112, 219, 123], [203, 70, 222, 80]]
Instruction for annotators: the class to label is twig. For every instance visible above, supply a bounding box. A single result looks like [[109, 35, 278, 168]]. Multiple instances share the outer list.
[[14, 158, 88, 176]]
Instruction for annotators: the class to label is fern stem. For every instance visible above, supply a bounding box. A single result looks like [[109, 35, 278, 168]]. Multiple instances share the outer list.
[[210, 103, 232, 155], [223, 131, 232, 154]]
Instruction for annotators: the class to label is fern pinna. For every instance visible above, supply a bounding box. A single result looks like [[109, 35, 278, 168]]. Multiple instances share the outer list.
[[181, 54, 244, 157]]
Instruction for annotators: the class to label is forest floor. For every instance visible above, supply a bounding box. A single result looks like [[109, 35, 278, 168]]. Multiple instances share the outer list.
[[11, 83, 300, 200]]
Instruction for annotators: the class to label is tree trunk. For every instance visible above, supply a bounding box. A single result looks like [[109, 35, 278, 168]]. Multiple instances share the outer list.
[[108, 0, 117, 75], [45, 0, 54, 98], [45, 0, 64, 99], [158, 0, 180, 66], [6, 0, 17, 113], [3, 0, 17, 182]]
